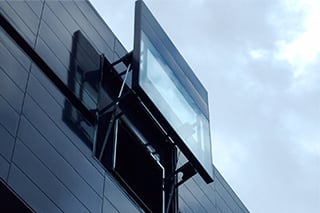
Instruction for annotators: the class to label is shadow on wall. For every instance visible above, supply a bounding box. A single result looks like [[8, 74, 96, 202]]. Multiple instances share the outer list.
[[63, 30, 102, 148]]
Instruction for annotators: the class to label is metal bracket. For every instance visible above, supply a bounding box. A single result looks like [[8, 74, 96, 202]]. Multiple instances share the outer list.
[[174, 162, 197, 188], [97, 61, 132, 161], [110, 51, 133, 68], [165, 161, 197, 213]]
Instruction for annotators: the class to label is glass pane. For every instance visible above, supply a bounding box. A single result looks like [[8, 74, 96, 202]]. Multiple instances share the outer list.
[[139, 32, 212, 176]]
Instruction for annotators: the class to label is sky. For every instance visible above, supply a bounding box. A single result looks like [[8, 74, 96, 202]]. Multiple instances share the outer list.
[[89, 0, 320, 212]]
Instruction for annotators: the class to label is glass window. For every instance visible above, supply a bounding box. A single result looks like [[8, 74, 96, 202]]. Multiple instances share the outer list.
[[139, 32, 212, 178]]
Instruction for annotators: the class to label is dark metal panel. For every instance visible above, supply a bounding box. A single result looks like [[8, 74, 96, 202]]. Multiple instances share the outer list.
[[0, 1, 36, 46], [104, 174, 141, 213], [215, 192, 233, 213], [44, 1, 113, 62], [62, 1, 112, 55], [0, 33, 29, 91], [45, 1, 80, 36], [36, 23, 100, 108], [38, 21, 70, 69], [18, 117, 103, 213], [25, 0, 44, 18], [178, 185, 207, 213], [27, 71, 94, 145], [26, 72, 98, 164], [178, 196, 193, 213], [35, 23, 98, 109], [114, 39, 128, 59], [12, 140, 91, 213], [34, 37, 68, 84], [215, 177, 242, 213], [6, 1, 40, 34], [27, 69, 103, 176], [184, 178, 216, 211], [0, 67, 24, 113], [30, 65, 65, 106], [0, 28, 31, 70], [7, 164, 62, 213], [0, 96, 19, 136], [0, 154, 9, 180], [0, 125, 14, 161], [213, 166, 249, 213], [103, 198, 120, 213], [75, 1, 115, 52], [192, 174, 217, 208], [42, 4, 73, 50], [21, 93, 104, 195]]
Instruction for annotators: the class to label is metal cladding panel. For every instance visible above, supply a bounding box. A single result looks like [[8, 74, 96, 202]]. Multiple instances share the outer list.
[[0, 1, 42, 48], [12, 140, 91, 212], [0, 155, 9, 180], [8, 164, 62, 213], [104, 174, 141, 213]]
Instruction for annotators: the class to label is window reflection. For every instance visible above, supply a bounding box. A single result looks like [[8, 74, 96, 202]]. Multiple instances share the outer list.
[[139, 32, 211, 171]]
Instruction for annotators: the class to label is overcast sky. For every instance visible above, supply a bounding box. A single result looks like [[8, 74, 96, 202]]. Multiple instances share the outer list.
[[90, 0, 320, 212]]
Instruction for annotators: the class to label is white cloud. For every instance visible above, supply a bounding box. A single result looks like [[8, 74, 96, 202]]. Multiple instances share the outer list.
[[249, 49, 268, 60], [276, 0, 320, 78]]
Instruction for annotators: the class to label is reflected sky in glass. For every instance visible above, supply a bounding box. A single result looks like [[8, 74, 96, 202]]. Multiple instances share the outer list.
[[139, 32, 212, 174]]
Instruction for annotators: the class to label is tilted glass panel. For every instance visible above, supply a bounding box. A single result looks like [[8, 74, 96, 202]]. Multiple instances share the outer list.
[[139, 32, 212, 177]]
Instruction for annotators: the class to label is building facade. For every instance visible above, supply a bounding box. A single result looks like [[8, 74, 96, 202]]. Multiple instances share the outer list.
[[0, 0, 249, 212]]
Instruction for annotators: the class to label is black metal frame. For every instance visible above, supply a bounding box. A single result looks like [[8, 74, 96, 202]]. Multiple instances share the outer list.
[[96, 53, 133, 161]]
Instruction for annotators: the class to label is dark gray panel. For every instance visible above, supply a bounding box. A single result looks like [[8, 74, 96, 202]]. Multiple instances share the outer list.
[[45, 1, 114, 61], [18, 117, 102, 213], [192, 174, 216, 207], [62, 1, 112, 55], [26, 72, 102, 172], [45, 1, 81, 35], [215, 192, 232, 213], [22, 93, 104, 195], [42, 4, 73, 50], [25, 0, 44, 18], [214, 167, 248, 213], [0, 67, 24, 112], [0, 96, 19, 136], [74, 1, 115, 50], [215, 178, 242, 213], [0, 37, 29, 91], [34, 37, 68, 83], [0, 125, 14, 161], [178, 196, 193, 213], [0, 27, 31, 70], [0, 154, 9, 180], [33, 36, 97, 109], [6, 1, 40, 34], [0, 1, 36, 46], [12, 140, 90, 213], [103, 198, 120, 213], [114, 39, 127, 59], [38, 21, 70, 69], [30, 65, 66, 106], [104, 174, 141, 213], [63, 1, 112, 57], [8, 164, 62, 213], [28, 69, 100, 168], [184, 178, 216, 211], [216, 206, 224, 213], [179, 185, 207, 213]]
